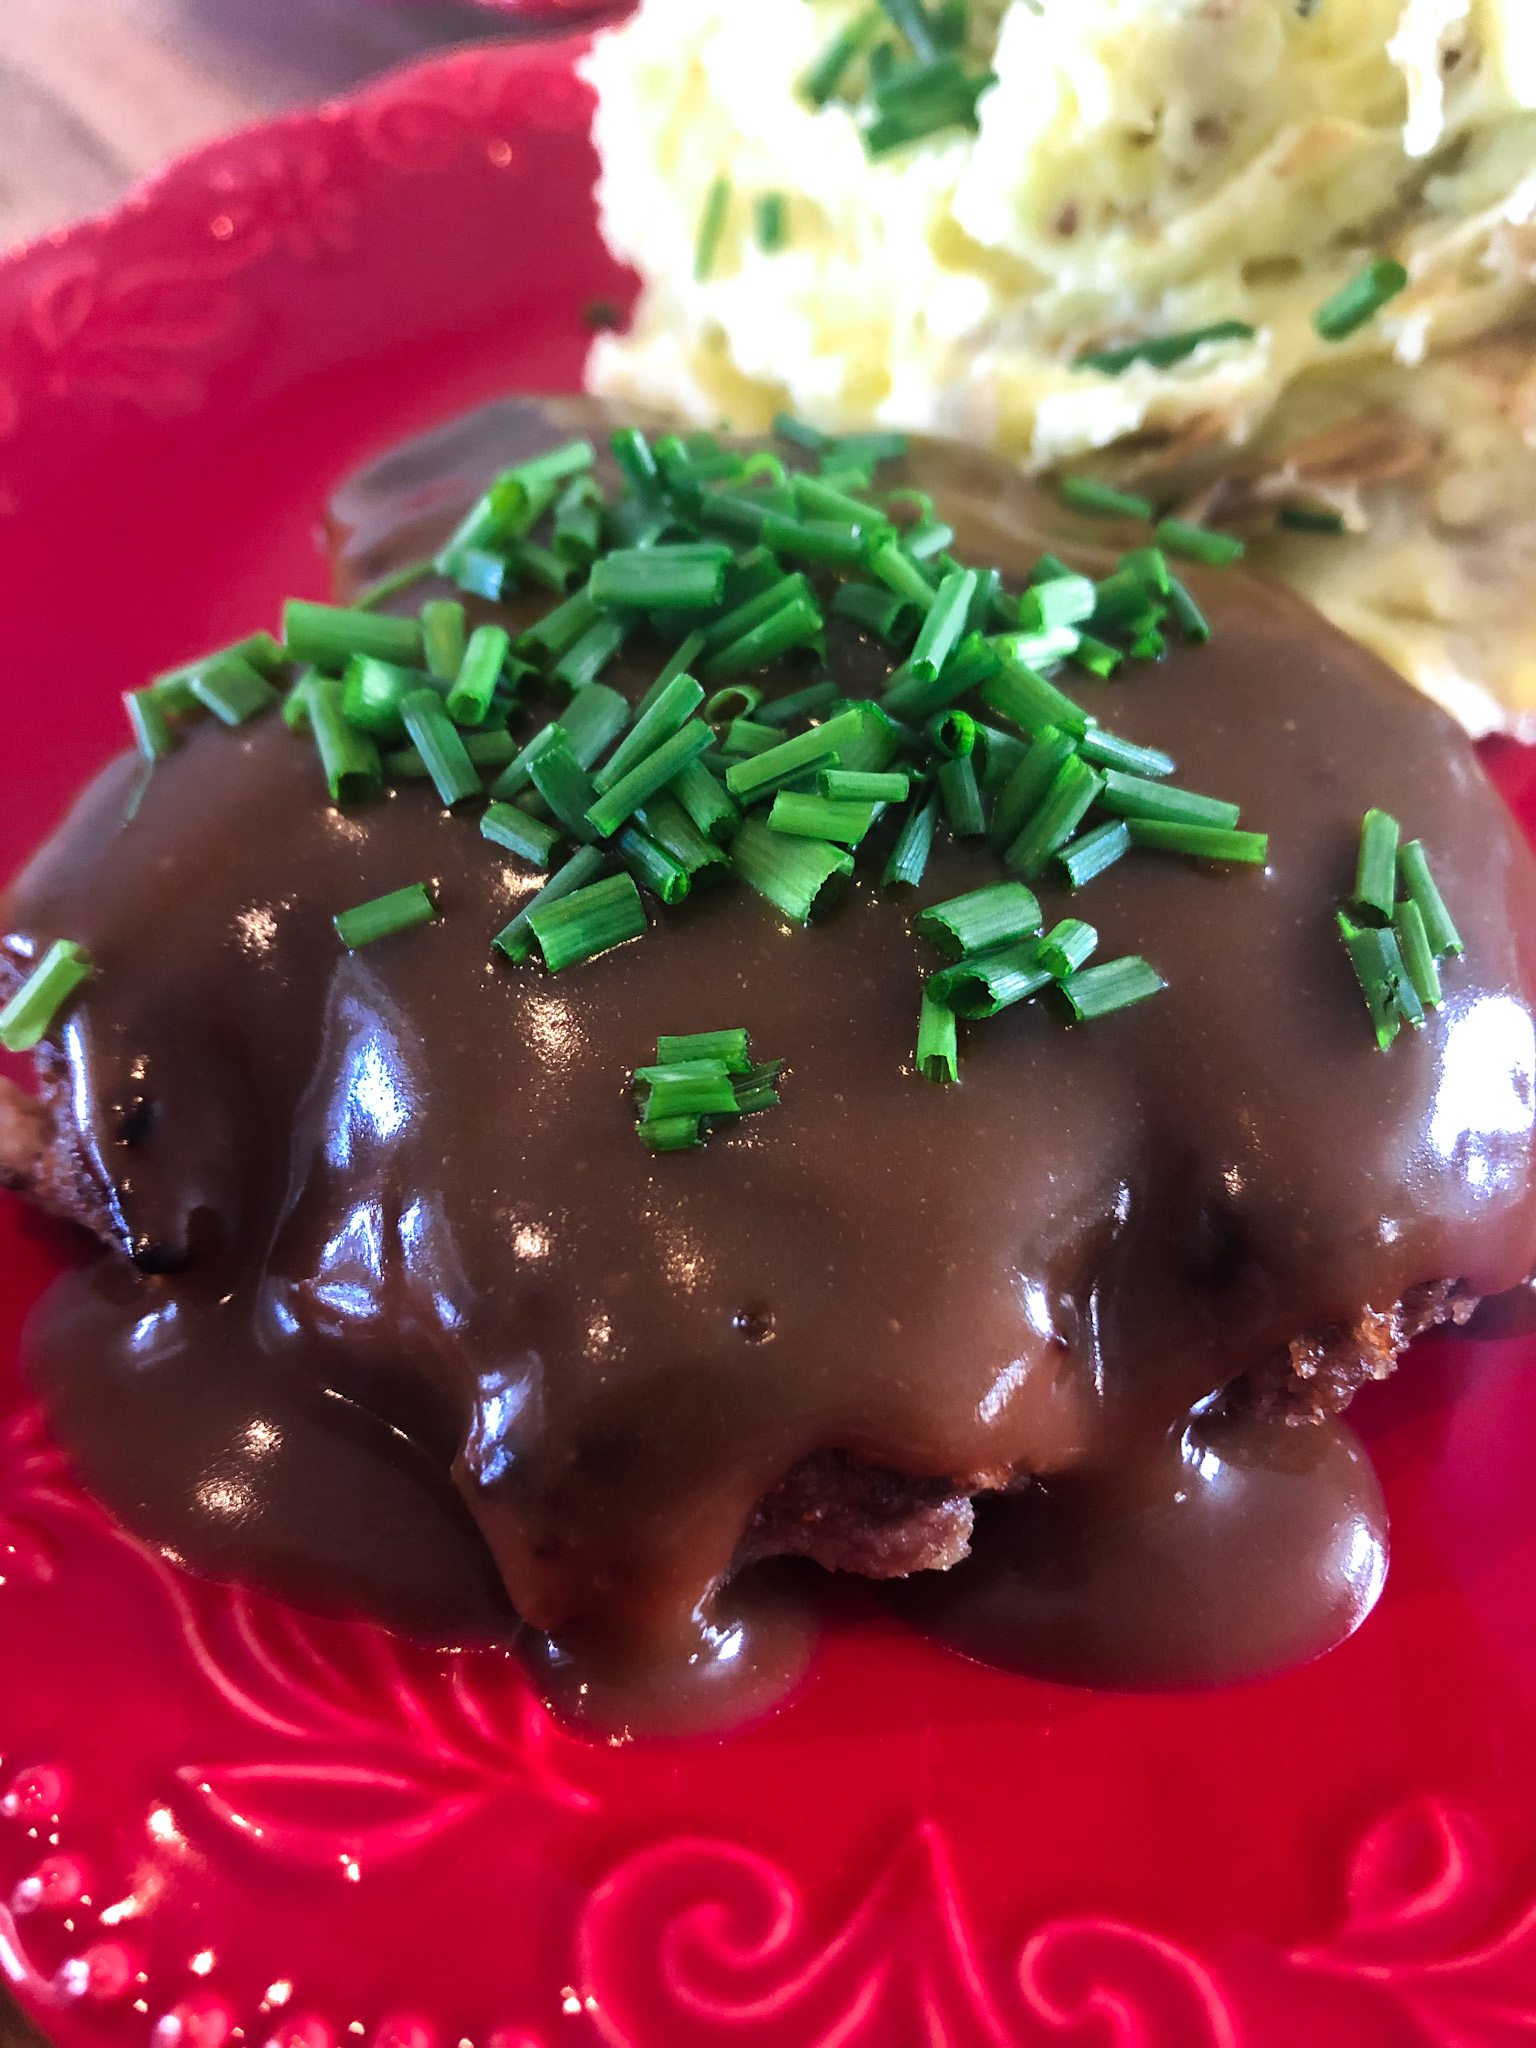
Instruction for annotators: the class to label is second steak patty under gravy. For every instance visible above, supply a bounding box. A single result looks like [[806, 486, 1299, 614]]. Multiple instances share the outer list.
[[3, 398, 1535, 1730]]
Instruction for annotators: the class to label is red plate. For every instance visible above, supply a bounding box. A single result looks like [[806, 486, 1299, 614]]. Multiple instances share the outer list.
[[5, 33, 1536, 2048]]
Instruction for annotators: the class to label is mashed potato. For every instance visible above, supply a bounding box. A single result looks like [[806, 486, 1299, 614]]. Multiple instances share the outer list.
[[583, 0, 1536, 730]]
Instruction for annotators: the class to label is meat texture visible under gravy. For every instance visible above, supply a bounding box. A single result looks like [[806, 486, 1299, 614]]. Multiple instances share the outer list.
[[4, 396, 1536, 1729]]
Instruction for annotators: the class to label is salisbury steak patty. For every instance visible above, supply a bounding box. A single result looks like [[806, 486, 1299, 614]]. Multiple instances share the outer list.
[[3, 396, 1535, 1728]]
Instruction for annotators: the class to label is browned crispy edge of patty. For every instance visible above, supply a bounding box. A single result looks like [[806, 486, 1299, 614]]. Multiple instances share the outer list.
[[0, 1029, 1481, 1581]]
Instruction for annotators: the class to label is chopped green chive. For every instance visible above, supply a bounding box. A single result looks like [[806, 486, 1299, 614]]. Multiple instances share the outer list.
[[639, 1114, 705, 1152], [800, 8, 884, 102], [493, 845, 606, 963], [609, 426, 660, 500], [634, 1062, 742, 1118], [1097, 770, 1240, 830], [124, 688, 175, 761], [820, 768, 909, 802], [1392, 897, 1442, 1009], [1166, 577, 1211, 643], [793, 474, 882, 530], [633, 1028, 782, 1151], [1079, 729, 1176, 779], [731, 815, 854, 921], [506, 538, 571, 594], [1128, 821, 1269, 864], [460, 733, 520, 770], [585, 720, 714, 839], [617, 825, 692, 905], [191, 656, 279, 727], [1061, 477, 1154, 522], [695, 175, 731, 281], [518, 587, 599, 670], [1398, 839, 1462, 958], [988, 725, 1079, 852], [1155, 520, 1245, 566], [702, 573, 815, 656], [441, 548, 508, 602], [758, 514, 873, 572], [1314, 258, 1409, 342], [867, 537, 938, 612], [669, 755, 742, 845], [590, 546, 730, 612], [979, 656, 1091, 740], [908, 568, 976, 681], [768, 792, 879, 845], [1017, 573, 1097, 634], [527, 871, 646, 973], [1075, 321, 1256, 375], [725, 704, 863, 802], [973, 723, 1026, 793], [334, 884, 436, 952], [153, 632, 286, 700], [633, 793, 729, 877], [352, 559, 435, 611], [1337, 911, 1416, 1050], [927, 708, 976, 759], [488, 719, 570, 802], [1121, 546, 1171, 595], [437, 440, 595, 572], [637, 633, 709, 721], [284, 600, 423, 673], [916, 987, 958, 1084], [1278, 506, 1347, 534], [702, 684, 765, 726], [927, 943, 1054, 1019], [657, 1030, 753, 1071], [529, 736, 601, 842], [882, 631, 999, 723], [1004, 754, 1104, 880], [834, 580, 920, 645], [724, 720, 779, 759], [1037, 918, 1098, 979], [1353, 807, 1400, 924], [862, 53, 997, 156], [999, 625, 1083, 671], [342, 656, 424, 740], [882, 791, 938, 889], [422, 600, 467, 684], [594, 671, 705, 793], [1058, 956, 1166, 1021], [724, 546, 792, 604], [444, 625, 510, 727], [0, 940, 92, 1052], [561, 682, 632, 770], [387, 728, 516, 780], [553, 613, 633, 692], [917, 881, 1042, 961], [937, 754, 985, 837], [1055, 819, 1132, 888], [755, 191, 788, 252], [482, 802, 561, 867], [552, 474, 606, 568], [730, 1060, 785, 1116], [904, 516, 956, 560], [301, 677, 383, 805], [400, 689, 482, 807]]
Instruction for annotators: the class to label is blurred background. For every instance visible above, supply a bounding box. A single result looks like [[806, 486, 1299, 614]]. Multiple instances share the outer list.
[[0, 0, 513, 249]]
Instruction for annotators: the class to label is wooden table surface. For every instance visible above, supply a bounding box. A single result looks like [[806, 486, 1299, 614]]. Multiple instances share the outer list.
[[0, 0, 505, 249]]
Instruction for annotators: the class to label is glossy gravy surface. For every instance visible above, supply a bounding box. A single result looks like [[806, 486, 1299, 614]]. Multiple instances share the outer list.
[[10, 400, 1536, 1730]]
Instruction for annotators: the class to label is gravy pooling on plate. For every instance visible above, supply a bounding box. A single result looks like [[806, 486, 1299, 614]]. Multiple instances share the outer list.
[[5, 399, 1536, 1733]]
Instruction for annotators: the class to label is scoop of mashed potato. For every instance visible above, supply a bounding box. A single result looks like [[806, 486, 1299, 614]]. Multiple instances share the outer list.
[[583, 0, 1536, 731]]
